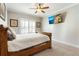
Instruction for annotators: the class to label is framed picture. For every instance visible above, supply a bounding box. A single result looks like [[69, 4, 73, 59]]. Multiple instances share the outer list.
[[0, 3, 6, 21], [36, 22, 41, 28], [10, 19, 18, 27], [48, 16, 55, 24], [54, 14, 62, 24]]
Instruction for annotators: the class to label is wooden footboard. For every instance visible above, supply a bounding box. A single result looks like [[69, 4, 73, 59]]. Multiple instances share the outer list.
[[41, 32, 52, 48], [0, 25, 52, 56]]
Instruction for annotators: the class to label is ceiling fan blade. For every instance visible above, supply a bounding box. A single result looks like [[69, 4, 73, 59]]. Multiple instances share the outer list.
[[35, 11, 37, 13], [41, 7, 49, 9], [38, 3, 43, 6], [29, 8, 36, 9], [41, 10, 45, 13], [39, 4, 41, 6]]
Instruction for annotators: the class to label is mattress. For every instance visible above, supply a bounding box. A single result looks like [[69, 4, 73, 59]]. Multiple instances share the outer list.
[[8, 33, 50, 52]]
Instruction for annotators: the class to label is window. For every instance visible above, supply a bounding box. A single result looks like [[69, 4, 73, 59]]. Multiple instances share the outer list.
[[29, 21, 36, 33], [19, 18, 36, 34]]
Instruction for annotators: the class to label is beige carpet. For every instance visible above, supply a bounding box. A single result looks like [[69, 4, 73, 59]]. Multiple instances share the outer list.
[[34, 41, 79, 56]]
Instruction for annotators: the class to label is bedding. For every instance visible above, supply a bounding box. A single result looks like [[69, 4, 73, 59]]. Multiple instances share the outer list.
[[7, 27, 16, 41], [8, 33, 15, 41], [8, 27, 16, 38], [8, 33, 50, 52]]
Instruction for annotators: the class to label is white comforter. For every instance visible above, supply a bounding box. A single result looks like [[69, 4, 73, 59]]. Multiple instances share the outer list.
[[8, 33, 50, 52]]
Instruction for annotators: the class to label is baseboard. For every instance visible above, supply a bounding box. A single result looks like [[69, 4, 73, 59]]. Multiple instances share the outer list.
[[53, 39, 79, 48]]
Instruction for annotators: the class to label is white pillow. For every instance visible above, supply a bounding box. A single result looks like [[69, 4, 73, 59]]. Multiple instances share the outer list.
[[8, 27, 16, 38]]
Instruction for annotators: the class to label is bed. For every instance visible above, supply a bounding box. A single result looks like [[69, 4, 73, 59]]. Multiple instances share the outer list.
[[0, 25, 52, 56]]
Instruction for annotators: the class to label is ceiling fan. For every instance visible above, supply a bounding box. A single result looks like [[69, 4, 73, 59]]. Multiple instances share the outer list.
[[30, 3, 49, 13]]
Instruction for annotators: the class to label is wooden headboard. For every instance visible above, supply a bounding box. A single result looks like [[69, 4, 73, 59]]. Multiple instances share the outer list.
[[0, 25, 8, 56]]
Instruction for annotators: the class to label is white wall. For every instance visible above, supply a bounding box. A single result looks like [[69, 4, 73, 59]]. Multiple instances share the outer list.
[[42, 4, 79, 48], [7, 11, 42, 33]]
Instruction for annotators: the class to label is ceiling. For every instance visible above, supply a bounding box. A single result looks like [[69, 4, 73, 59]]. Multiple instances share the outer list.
[[6, 3, 75, 17]]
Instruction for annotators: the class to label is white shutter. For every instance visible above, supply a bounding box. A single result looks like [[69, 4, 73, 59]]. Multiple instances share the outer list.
[[19, 18, 36, 34]]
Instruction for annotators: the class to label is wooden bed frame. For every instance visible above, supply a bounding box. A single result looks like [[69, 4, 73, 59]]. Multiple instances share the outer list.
[[0, 25, 52, 56]]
